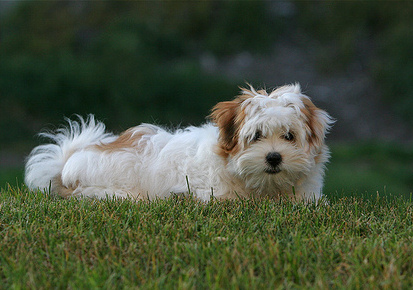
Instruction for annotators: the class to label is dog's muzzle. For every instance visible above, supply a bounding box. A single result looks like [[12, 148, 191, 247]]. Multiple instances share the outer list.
[[265, 152, 282, 174]]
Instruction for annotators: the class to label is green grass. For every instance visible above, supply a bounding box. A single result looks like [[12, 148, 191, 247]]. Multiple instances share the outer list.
[[1, 185, 413, 288]]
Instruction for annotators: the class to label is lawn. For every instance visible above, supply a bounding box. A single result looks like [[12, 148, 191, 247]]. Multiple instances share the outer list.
[[0, 185, 412, 288], [0, 142, 412, 288]]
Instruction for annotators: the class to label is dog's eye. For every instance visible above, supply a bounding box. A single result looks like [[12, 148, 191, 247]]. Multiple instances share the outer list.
[[284, 132, 294, 141], [253, 131, 262, 142]]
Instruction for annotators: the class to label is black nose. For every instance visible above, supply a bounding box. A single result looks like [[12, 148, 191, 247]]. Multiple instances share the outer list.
[[266, 152, 282, 167]]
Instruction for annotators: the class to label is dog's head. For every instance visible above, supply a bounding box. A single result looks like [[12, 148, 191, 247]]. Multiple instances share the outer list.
[[210, 84, 333, 193]]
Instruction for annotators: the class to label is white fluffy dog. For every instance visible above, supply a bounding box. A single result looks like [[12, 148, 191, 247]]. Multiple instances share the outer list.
[[25, 84, 333, 202]]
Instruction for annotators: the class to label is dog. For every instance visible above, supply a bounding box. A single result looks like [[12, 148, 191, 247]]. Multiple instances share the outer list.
[[25, 84, 333, 202]]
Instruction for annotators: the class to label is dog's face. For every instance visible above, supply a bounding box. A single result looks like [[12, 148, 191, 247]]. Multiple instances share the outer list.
[[210, 84, 333, 193]]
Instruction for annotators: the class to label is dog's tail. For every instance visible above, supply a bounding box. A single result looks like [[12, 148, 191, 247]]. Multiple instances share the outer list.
[[24, 115, 114, 192]]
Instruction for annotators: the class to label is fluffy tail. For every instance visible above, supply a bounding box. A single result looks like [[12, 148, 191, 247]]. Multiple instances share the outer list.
[[24, 115, 114, 191]]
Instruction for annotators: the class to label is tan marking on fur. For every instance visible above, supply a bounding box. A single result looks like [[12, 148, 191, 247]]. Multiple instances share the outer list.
[[209, 92, 251, 158], [239, 86, 269, 98], [209, 85, 274, 158], [314, 151, 323, 164], [52, 174, 77, 198], [257, 89, 268, 96], [301, 97, 327, 149], [93, 126, 155, 153]]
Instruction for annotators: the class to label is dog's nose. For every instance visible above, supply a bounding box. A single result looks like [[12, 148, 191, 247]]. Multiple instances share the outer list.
[[266, 152, 282, 167]]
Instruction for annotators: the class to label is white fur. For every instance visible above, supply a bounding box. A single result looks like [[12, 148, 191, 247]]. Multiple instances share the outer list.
[[25, 84, 333, 202]]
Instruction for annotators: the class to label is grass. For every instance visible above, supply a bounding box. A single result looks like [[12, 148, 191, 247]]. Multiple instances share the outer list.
[[1, 185, 413, 288], [0, 142, 412, 287]]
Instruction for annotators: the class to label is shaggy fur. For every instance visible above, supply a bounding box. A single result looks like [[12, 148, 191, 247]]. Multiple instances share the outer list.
[[25, 84, 333, 201]]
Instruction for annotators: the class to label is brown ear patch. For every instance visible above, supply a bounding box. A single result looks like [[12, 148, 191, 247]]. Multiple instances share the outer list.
[[210, 100, 240, 156], [301, 97, 331, 149], [210, 98, 247, 157]]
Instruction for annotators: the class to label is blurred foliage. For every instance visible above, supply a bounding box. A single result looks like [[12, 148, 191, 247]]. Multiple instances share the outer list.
[[1, 0, 413, 147], [325, 143, 413, 199], [0, 1, 279, 146], [1, 1, 412, 198], [295, 1, 413, 124]]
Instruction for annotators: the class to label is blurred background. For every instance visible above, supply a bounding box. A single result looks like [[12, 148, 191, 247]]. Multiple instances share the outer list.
[[0, 1, 412, 199]]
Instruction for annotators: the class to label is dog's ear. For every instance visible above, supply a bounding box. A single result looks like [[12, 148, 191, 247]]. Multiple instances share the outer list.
[[209, 100, 241, 154], [301, 98, 333, 150]]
